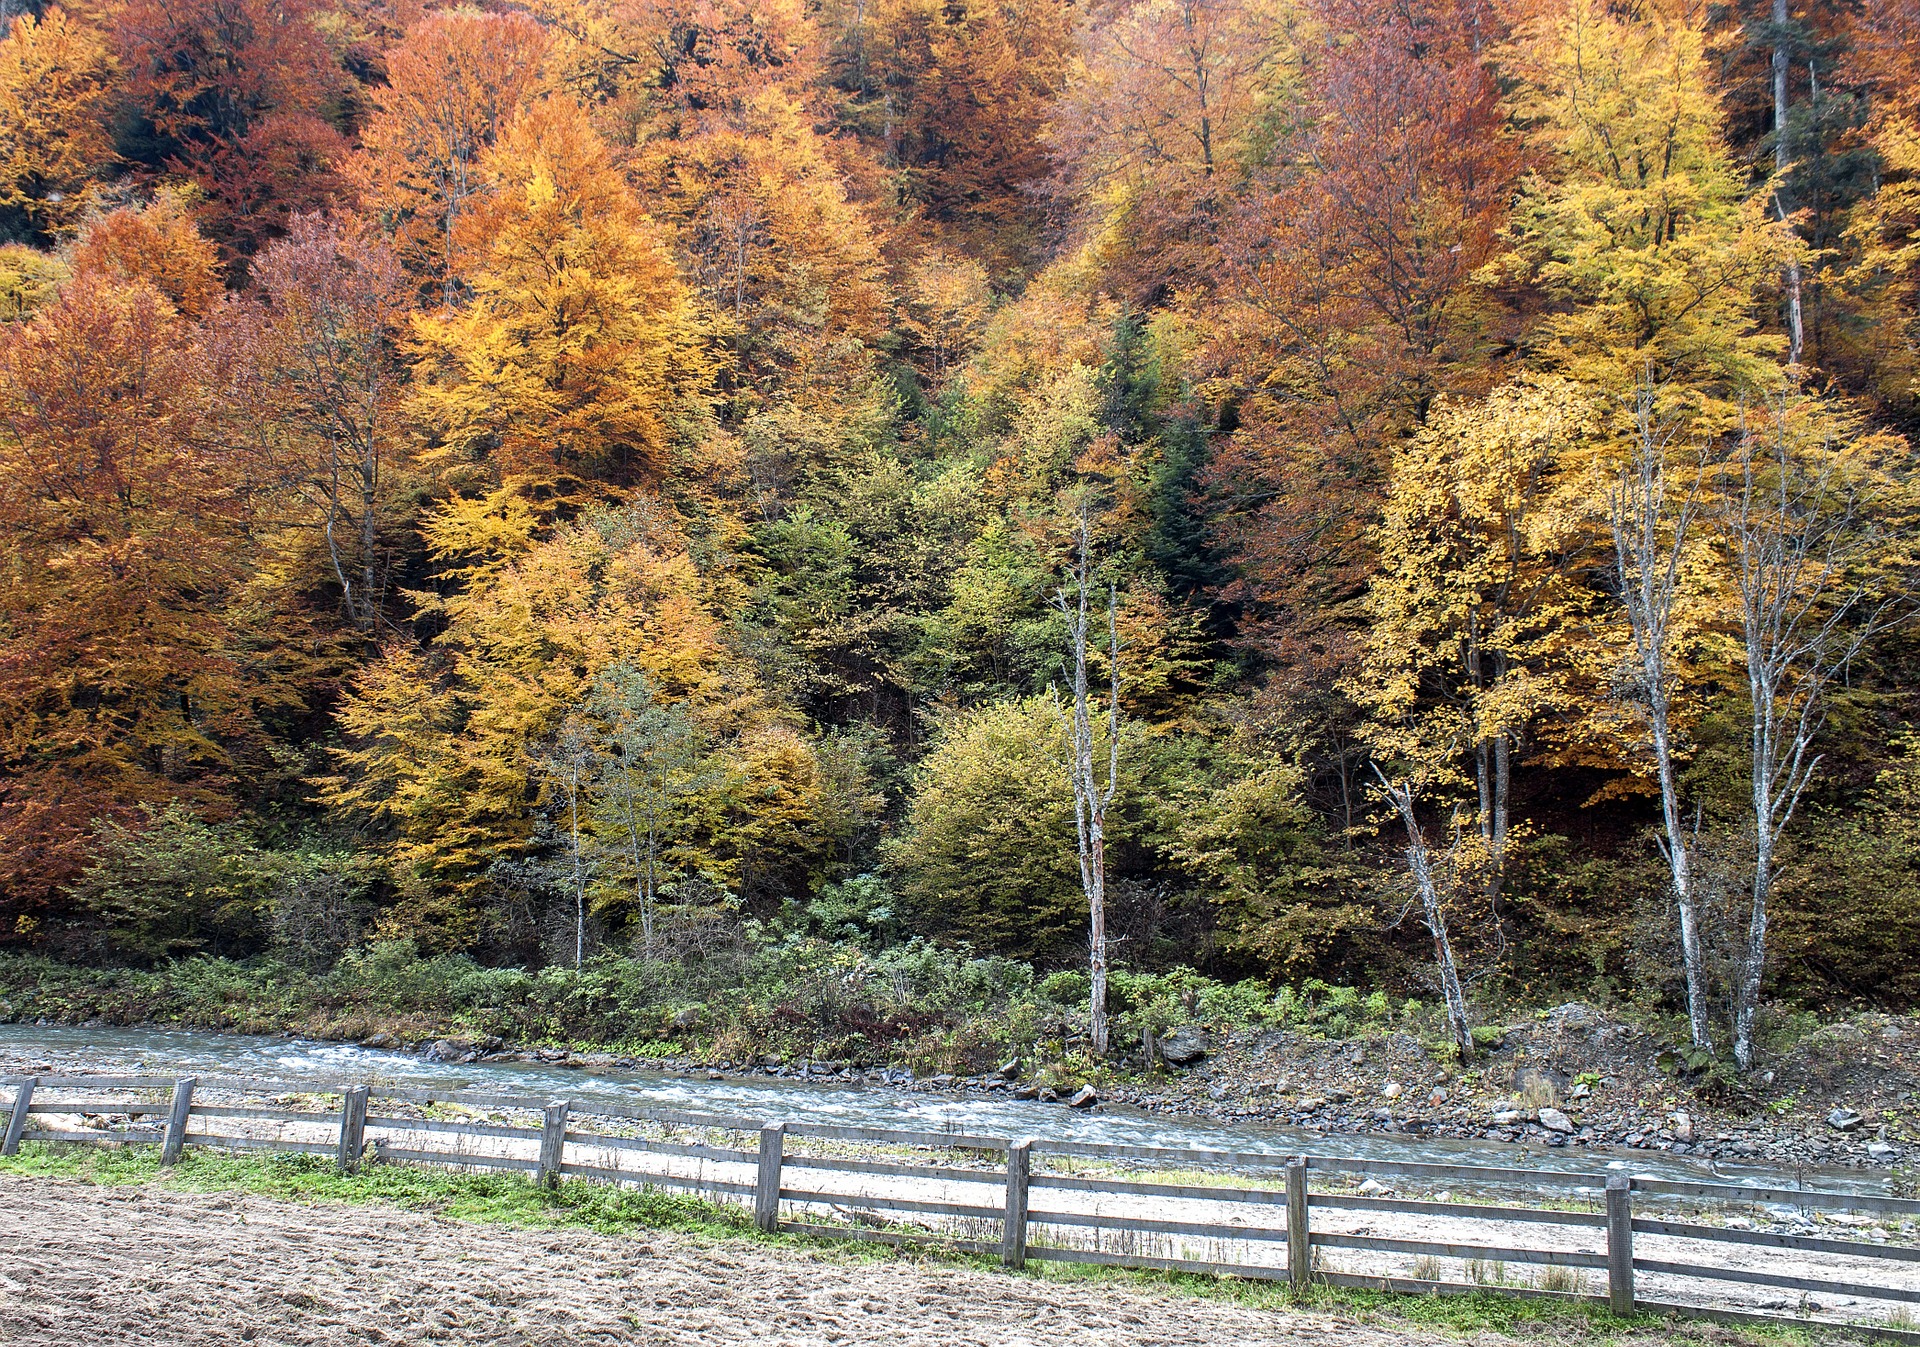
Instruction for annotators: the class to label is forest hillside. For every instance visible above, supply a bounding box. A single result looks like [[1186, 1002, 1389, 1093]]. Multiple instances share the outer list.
[[2, 0, 1918, 1071]]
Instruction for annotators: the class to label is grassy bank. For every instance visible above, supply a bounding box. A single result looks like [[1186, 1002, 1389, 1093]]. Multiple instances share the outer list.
[[0, 1142, 1835, 1344], [0, 940, 1455, 1075]]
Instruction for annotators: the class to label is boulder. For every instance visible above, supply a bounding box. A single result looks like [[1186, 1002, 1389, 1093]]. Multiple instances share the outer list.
[[1667, 1111, 1694, 1144], [1869, 1142, 1898, 1160], [1037, 1086, 1060, 1104], [1066, 1085, 1099, 1109], [1538, 1107, 1575, 1135], [1158, 1027, 1209, 1066], [423, 1038, 473, 1063], [360, 1033, 397, 1050], [1381, 1081, 1403, 1100], [997, 1058, 1021, 1080], [1011, 1084, 1040, 1101], [1491, 1110, 1522, 1126], [1828, 1107, 1866, 1132]]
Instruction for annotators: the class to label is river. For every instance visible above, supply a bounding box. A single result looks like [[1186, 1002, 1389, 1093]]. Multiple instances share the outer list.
[[0, 1022, 1893, 1198]]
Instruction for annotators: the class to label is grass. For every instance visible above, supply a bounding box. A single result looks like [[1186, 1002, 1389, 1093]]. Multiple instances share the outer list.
[[0, 1142, 1867, 1345]]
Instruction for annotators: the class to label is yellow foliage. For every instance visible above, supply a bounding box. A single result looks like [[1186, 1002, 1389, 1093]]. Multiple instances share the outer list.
[[0, 6, 114, 237]]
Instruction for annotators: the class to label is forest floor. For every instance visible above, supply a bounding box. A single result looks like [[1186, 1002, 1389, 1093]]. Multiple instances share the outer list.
[[0, 1168, 1870, 1347]]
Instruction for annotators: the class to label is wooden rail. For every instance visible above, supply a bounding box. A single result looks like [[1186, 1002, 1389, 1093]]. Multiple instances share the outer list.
[[4, 1073, 1919, 1341]]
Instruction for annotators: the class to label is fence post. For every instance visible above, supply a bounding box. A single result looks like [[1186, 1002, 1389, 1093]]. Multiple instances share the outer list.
[[336, 1086, 369, 1174], [1287, 1157, 1311, 1294], [2, 1077, 34, 1156], [536, 1101, 569, 1188], [160, 1077, 197, 1167], [1605, 1172, 1634, 1315], [1002, 1138, 1033, 1269], [754, 1123, 786, 1233]]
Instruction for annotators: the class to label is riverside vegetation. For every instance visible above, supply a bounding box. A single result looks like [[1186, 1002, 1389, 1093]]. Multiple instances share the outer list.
[[6, 0, 1920, 1121]]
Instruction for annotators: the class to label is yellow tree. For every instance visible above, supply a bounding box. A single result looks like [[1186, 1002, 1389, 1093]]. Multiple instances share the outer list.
[[1496, 0, 1787, 408], [1353, 377, 1595, 904], [0, 6, 115, 240], [407, 96, 711, 495]]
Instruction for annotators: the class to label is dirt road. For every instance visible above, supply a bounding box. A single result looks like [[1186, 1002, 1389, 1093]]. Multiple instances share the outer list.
[[0, 1176, 1471, 1347]]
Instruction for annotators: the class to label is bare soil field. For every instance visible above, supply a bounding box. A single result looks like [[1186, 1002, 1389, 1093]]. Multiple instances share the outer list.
[[0, 1175, 1472, 1347]]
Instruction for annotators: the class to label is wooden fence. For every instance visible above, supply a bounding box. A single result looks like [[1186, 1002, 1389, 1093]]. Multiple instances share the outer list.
[[5, 1073, 1918, 1341]]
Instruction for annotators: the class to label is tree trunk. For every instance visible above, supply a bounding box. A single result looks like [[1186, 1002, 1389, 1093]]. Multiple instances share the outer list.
[[1773, 0, 1804, 365]]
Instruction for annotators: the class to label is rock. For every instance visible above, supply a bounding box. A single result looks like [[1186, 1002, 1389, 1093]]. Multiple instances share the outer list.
[[1428, 1088, 1448, 1108], [423, 1037, 472, 1063], [1538, 1107, 1574, 1134], [670, 1006, 706, 1031], [1158, 1026, 1209, 1066], [1381, 1081, 1403, 1100], [1668, 1111, 1694, 1143], [929, 1074, 957, 1087], [1491, 1110, 1522, 1126], [1066, 1085, 1099, 1109], [1544, 1002, 1597, 1032], [1347, 1047, 1367, 1066], [1011, 1084, 1040, 1100], [1828, 1107, 1866, 1133], [997, 1058, 1021, 1080], [1208, 1084, 1231, 1102], [360, 1033, 396, 1050], [1869, 1142, 1898, 1160], [1037, 1087, 1060, 1104], [1356, 1178, 1388, 1196], [1882, 1027, 1905, 1042]]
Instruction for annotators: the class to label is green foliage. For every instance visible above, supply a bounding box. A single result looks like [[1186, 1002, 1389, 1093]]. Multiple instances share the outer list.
[[886, 697, 1086, 957], [72, 805, 289, 960]]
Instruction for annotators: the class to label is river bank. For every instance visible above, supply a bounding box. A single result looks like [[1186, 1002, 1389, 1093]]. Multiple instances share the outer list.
[[4, 993, 1914, 1181]]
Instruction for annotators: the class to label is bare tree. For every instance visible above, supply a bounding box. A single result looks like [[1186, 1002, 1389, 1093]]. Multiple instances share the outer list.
[[1371, 766, 1475, 1062], [1608, 385, 1714, 1054], [1053, 509, 1121, 1058], [1771, 0, 1805, 365], [248, 217, 406, 635], [1719, 409, 1902, 1069], [535, 719, 596, 969]]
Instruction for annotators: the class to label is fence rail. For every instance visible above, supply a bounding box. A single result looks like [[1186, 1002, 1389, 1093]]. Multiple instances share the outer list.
[[4, 1073, 1918, 1341]]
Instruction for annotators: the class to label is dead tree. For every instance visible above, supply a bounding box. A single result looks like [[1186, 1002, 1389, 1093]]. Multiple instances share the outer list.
[[1053, 511, 1120, 1058], [1720, 413, 1902, 1069], [1372, 766, 1475, 1063], [1609, 386, 1713, 1055]]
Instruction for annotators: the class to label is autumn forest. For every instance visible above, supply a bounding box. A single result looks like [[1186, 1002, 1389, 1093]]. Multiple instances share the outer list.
[[3, 0, 1920, 1059]]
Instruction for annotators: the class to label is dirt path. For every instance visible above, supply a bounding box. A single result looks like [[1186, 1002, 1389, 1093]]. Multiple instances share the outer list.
[[0, 1176, 1473, 1347]]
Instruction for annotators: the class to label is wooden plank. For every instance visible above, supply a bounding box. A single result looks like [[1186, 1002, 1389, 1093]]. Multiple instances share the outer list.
[[1631, 1258, 1920, 1304], [1317, 1270, 1604, 1305], [1037, 1138, 1293, 1169], [13, 1076, 177, 1090], [1027, 1246, 1291, 1281], [17, 1129, 134, 1144], [1631, 1299, 1920, 1344], [565, 1134, 755, 1166], [1306, 1153, 1605, 1190], [1003, 1140, 1032, 1269], [3, 1077, 34, 1156], [1030, 1173, 1287, 1206], [784, 1122, 1009, 1151], [1312, 1232, 1609, 1268], [362, 1115, 542, 1141], [1606, 1171, 1634, 1315], [776, 1188, 1005, 1222], [1312, 1193, 1607, 1227], [379, 1147, 541, 1172], [557, 1162, 757, 1195], [755, 1124, 786, 1233], [183, 1135, 342, 1157], [1631, 1177, 1920, 1217], [1632, 1217, 1920, 1261], [1028, 1208, 1289, 1243], [24, 1102, 171, 1116], [160, 1079, 195, 1167], [777, 1221, 1001, 1256], [189, 1105, 343, 1124], [783, 1154, 1003, 1184]]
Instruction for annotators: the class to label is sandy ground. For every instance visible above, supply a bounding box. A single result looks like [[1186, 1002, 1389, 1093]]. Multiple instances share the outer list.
[[0, 1176, 1482, 1347]]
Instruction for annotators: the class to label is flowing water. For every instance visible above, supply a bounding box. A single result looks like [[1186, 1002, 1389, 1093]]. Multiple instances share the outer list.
[[0, 1023, 1891, 1198]]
